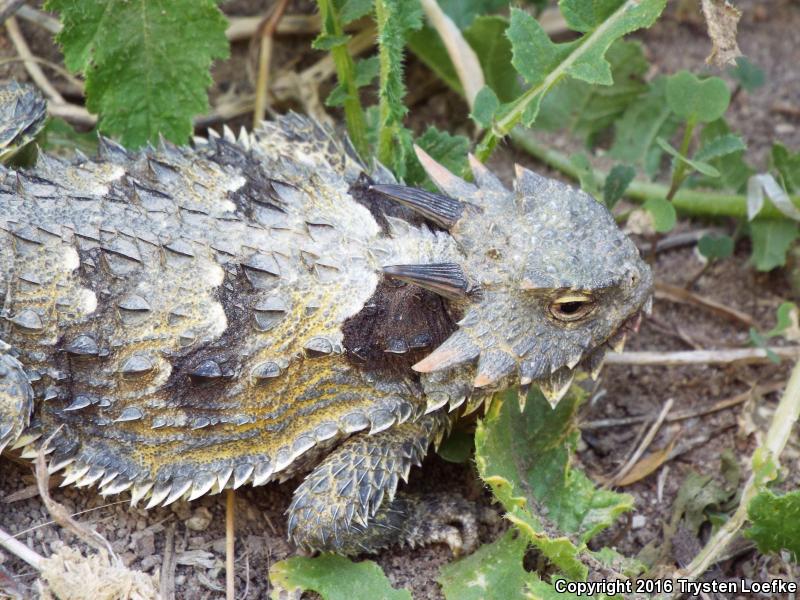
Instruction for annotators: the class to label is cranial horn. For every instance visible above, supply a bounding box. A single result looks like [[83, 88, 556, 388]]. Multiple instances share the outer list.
[[468, 154, 506, 192], [413, 330, 480, 373], [369, 184, 464, 229], [414, 145, 477, 199], [383, 263, 469, 300]]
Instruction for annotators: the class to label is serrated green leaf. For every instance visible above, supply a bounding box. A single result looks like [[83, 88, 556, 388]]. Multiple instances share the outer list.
[[643, 197, 677, 233], [437, 0, 509, 29], [438, 428, 474, 464], [438, 531, 538, 600], [339, 0, 374, 24], [603, 164, 636, 209], [609, 77, 680, 178], [48, 0, 229, 148], [771, 143, 800, 194], [471, 86, 500, 128], [749, 219, 800, 271], [507, 8, 574, 88], [536, 40, 648, 144], [656, 137, 720, 178], [746, 489, 800, 562], [694, 133, 746, 162], [477, 0, 665, 159], [406, 126, 469, 187], [475, 387, 633, 580], [665, 71, 731, 124], [697, 233, 734, 260], [407, 25, 463, 95], [270, 554, 411, 600], [464, 16, 519, 103], [728, 56, 766, 92]]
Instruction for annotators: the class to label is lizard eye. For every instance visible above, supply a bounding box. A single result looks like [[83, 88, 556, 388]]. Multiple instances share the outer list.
[[549, 294, 596, 322]]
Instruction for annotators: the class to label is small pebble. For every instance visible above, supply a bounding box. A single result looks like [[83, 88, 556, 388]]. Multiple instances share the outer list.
[[186, 506, 214, 532], [632, 515, 647, 529]]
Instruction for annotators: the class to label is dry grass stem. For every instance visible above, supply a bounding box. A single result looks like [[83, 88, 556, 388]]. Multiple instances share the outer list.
[[5, 16, 64, 103], [253, 0, 292, 128], [226, 488, 236, 600], [606, 347, 800, 366]]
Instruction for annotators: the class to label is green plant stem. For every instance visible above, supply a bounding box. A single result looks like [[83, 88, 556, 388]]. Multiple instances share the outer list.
[[316, 0, 369, 160], [510, 128, 800, 220], [665, 117, 695, 200], [374, 0, 395, 168], [475, 0, 646, 163], [659, 357, 800, 597]]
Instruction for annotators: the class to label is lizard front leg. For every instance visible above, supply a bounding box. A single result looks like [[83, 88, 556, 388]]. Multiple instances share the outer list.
[[0, 342, 34, 455], [287, 411, 478, 556]]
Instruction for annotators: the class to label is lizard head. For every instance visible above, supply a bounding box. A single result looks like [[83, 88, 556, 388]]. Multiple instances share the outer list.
[[374, 148, 653, 407]]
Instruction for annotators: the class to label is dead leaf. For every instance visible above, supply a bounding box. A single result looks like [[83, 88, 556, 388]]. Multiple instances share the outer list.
[[701, 0, 743, 67], [617, 435, 678, 487]]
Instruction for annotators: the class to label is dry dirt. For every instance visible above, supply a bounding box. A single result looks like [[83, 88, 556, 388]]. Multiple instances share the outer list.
[[1, 1, 800, 599]]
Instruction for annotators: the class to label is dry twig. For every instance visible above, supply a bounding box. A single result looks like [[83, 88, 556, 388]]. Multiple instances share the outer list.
[[5, 16, 64, 103], [226, 488, 236, 600], [604, 398, 674, 487], [655, 281, 755, 327], [606, 346, 800, 366]]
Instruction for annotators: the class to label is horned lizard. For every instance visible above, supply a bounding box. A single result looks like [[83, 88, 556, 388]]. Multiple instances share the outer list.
[[0, 82, 653, 555]]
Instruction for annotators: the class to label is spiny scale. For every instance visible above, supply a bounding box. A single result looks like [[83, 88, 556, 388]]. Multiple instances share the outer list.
[[0, 83, 653, 555]]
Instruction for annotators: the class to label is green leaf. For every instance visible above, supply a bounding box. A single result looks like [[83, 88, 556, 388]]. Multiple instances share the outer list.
[[771, 143, 800, 194], [475, 387, 633, 580], [749, 219, 800, 271], [656, 137, 720, 178], [665, 71, 731, 124], [48, 0, 229, 148], [643, 197, 677, 233], [507, 8, 574, 89], [609, 77, 681, 178], [536, 40, 649, 144], [436, 0, 509, 29], [746, 489, 800, 562], [728, 56, 766, 92], [693, 119, 752, 192], [477, 0, 666, 160], [464, 16, 519, 103], [697, 233, 734, 260], [339, 0, 374, 24], [313, 32, 351, 50], [406, 126, 469, 187], [569, 152, 600, 198], [471, 86, 500, 128], [694, 133, 746, 162], [766, 301, 798, 338], [438, 428, 474, 464], [603, 164, 636, 209], [270, 554, 411, 600], [438, 531, 537, 600]]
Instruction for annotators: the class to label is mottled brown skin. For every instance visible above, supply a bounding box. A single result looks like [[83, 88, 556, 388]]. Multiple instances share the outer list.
[[0, 84, 653, 555]]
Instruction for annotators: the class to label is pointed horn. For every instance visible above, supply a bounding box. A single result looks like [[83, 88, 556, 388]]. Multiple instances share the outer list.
[[513, 164, 550, 197], [414, 145, 477, 198], [473, 350, 516, 388], [468, 154, 506, 192], [413, 330, 480, 373], [383, 263, 469, 300], [370, 184, 464, 229]]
